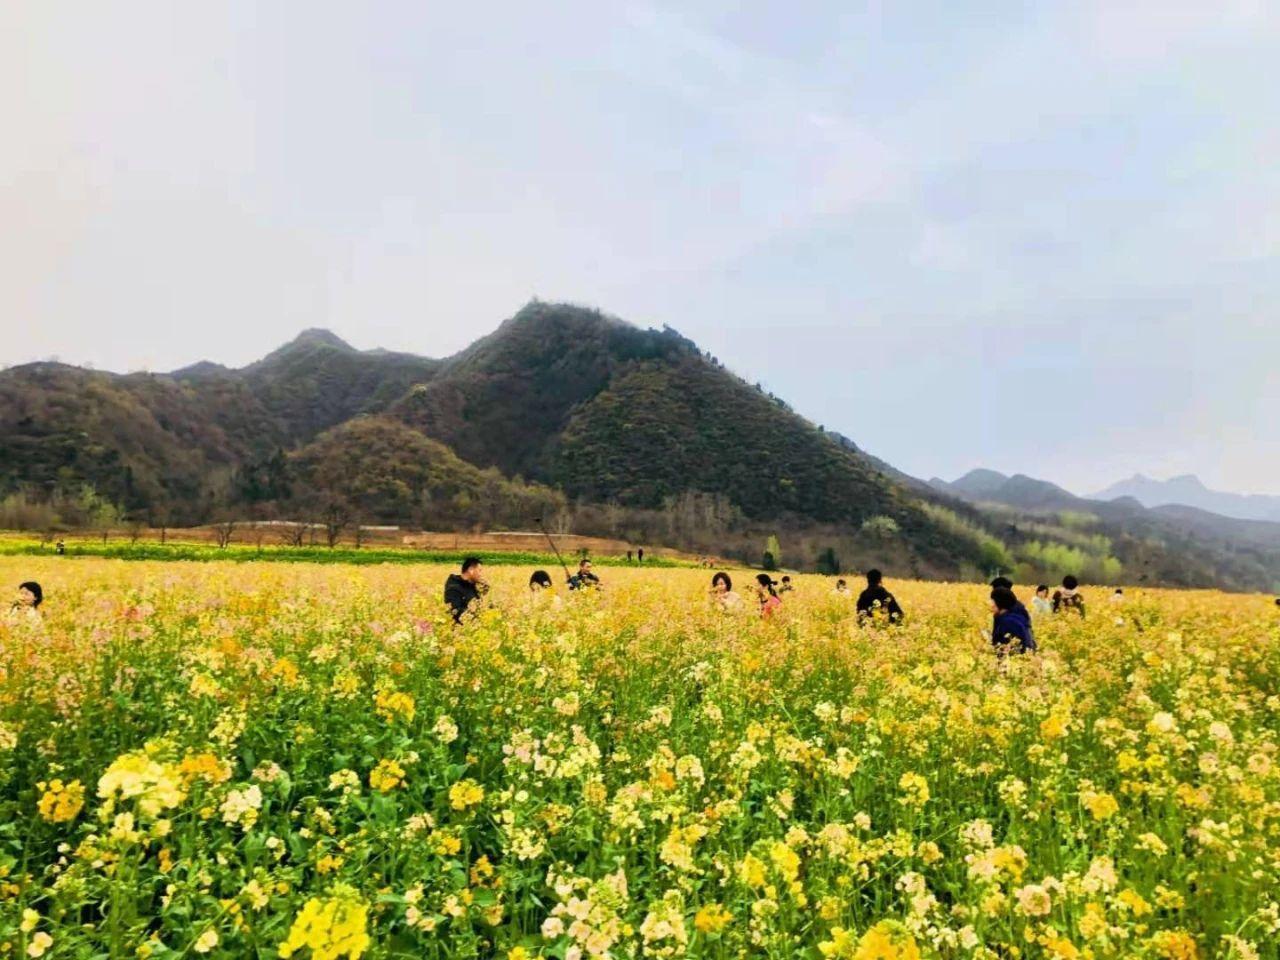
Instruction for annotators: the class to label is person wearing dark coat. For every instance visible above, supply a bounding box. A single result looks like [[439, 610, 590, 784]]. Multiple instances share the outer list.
[[856, 569, 904, 624], [444, 556, 487, 623], [990, 586, 1036, 654]]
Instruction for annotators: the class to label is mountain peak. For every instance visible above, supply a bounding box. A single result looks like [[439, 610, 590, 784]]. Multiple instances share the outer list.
[[290, 328, 353, 351]]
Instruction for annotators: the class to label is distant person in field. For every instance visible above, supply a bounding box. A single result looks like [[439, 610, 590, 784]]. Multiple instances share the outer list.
[[857, 569, 904, 624], [568, 558, 601, 591], [779, 575, 794, 595], [710, 571, 744, 612], [1031, 584, 1053, 616], [637, 547, 644, 564], [55, 539, 65, 556], [444, 557, 488, 623], [754, 573, 783, 618], [990, 586, 1036, 655], [1052, 575, 1086, 617], [833, 578, 852, 598], [1110, 588, 1125, 604], [8, 581, 43, 622], [528, 569, 563, 609]]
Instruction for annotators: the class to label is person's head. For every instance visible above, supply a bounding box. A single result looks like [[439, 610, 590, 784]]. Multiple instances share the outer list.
[[17, 581, 42, 608], [460, 557, 483, 582], [755, 573, 777, 597], [529, 570, 553, 591], [1036, 585, 1049, 597], [579, 558, 592, 573], [990, 576, 1013, 590], [781, 575, 791, 584], [866, 569, 883, 586], [1114, 588, 1123, 595], [836, 578, 847, 590], [1062, 575, 1079, 590], [711, 571, 732, 594], [990, 586, 1018, 613]]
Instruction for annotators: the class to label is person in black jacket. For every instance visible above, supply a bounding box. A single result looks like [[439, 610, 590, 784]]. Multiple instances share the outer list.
[[444, 557, 488, 623], [568, 558, 602, 591], [856, 569, 904, 624]]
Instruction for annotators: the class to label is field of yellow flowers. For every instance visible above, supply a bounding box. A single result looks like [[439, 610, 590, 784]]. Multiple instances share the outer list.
[[2, 557, 1278, 960]]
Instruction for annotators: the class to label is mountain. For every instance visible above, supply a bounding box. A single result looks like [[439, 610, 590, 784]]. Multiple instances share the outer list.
[[1093, 474, 1280, 523], [934, 470, 1080, 511], [2, 300, 1278, 589], [937, 467, 1280, 591]]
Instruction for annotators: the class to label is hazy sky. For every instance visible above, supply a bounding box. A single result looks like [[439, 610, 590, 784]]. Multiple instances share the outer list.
[[4, 2, 1278, 495]]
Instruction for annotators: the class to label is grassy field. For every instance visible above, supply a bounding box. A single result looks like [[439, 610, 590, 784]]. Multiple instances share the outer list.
[[0, 538, 686, 568], [1, 558, 1278, 959]]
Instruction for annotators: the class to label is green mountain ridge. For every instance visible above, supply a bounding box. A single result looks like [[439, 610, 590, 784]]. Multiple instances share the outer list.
[[3, 302, 1278, 589]]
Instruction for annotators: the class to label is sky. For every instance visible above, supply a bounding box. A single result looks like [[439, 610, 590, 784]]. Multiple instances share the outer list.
[[3, 2, 1278, 496]]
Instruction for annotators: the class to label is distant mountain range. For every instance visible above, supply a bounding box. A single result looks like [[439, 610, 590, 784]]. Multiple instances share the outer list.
[[3, 301, 1278, 591], [930, 468, 1280, 591], [1091, 474, 1280, 523]]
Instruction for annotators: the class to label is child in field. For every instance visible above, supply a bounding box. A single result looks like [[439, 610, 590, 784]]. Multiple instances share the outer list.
[[8, 581, 43, 622], [755, 574, 783, 618], [710, 572, 745, 612], [833, 578, 852, 598], [1031, 585, 1053, 616], [528, 569, 563, 608]]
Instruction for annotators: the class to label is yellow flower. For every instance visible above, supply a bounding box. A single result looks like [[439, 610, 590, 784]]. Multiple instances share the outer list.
[[193, 929, 219, 954], [369, 759, 405, 793], [738, 854, 767, 888], [278, 886, 370, 960], [373, 686, 416, 724], [98, 752, 185, 818], [36, 779, 85, 823], [693, 903, 732, 934], [897, 772, 929, 808], [448, 778, 485, 811], [822, 921, 922, 960], [1083, 790, 1119, 821], [1150, 929, 1199, 960], [26, 932, 53, 958]]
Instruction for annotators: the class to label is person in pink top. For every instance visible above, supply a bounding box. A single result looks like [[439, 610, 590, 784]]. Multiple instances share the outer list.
[[754, 574, 782, 618]]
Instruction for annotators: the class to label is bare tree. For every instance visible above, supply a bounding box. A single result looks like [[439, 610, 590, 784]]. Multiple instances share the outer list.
[[213, 518, 237, 549], [280, 522, 307, 548], [126, 518, 145, 545], [322, 500, 349, 549]]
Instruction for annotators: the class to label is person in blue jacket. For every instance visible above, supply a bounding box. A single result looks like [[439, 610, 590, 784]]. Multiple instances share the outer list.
[[990, 586, 1036, 655]]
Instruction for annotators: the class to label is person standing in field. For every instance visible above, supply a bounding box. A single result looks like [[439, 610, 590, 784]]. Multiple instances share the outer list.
[[1052, 575, 1086, 617], [568, 558, 602, 591], [710, 571, 744, 612], [1031, 584, 1053, 616], [857, 569, 904, 624], [444, 557, 488, 623], [637, 547, 644, 564], [754, 573, 783, 618], [989, 586, 1036, 655], [833, 578, 852, 598]]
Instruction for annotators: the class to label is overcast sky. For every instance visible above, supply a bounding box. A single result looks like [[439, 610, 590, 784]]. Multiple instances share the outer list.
[[4, 2, 1278, 495]]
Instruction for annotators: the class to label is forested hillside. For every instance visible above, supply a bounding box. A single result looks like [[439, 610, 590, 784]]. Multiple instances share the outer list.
[[3, 301, 1278, 588]]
